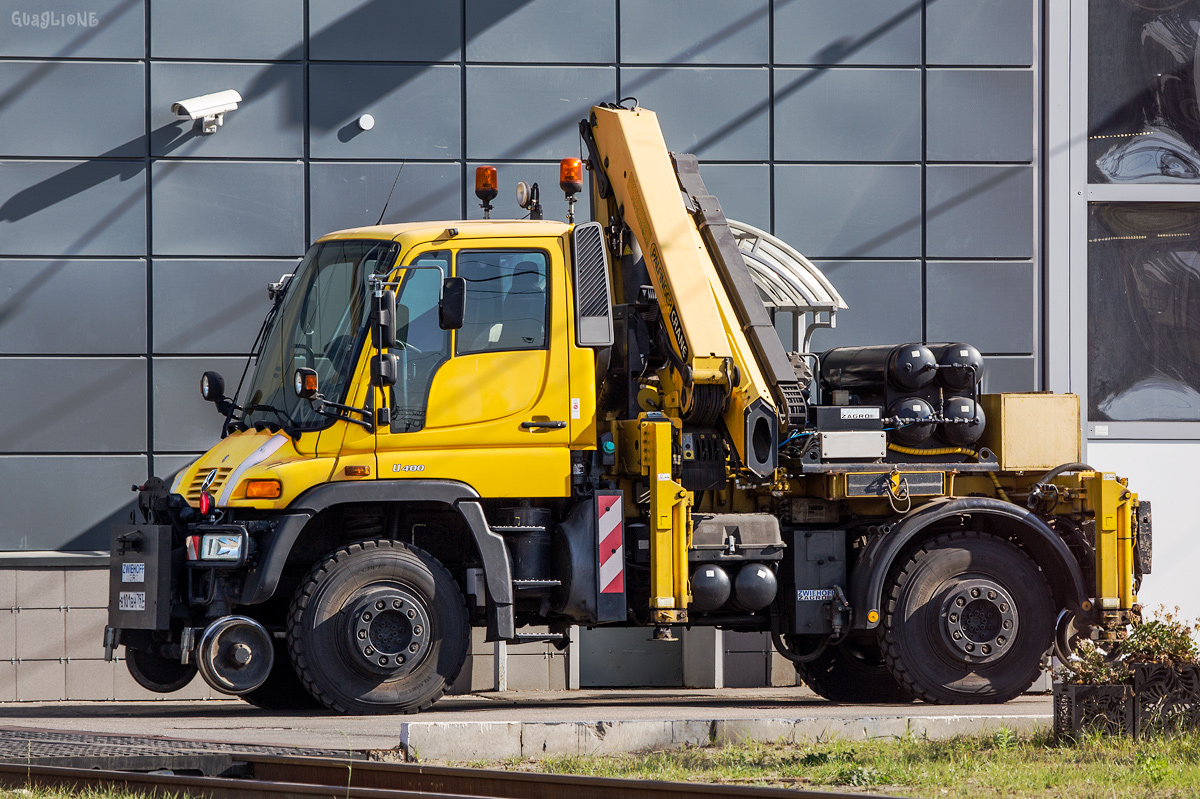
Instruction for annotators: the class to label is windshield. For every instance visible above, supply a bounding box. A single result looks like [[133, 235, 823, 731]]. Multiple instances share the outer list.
[[240, 239, 398, 431]]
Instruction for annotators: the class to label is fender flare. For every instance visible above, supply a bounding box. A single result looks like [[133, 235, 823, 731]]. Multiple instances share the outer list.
[[849, 497, 1088, 630], [238, 481, 514, 638]]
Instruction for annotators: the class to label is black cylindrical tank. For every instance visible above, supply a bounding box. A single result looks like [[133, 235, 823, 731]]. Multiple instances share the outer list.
[[821, 344, 938, 393], [497, 506, 552, 582], [887, 396, 936, 446], [930, 343, 984, 393], [939, 396, 986, 447], [731, 563, 778, 611], [690, 564, 732, 611]]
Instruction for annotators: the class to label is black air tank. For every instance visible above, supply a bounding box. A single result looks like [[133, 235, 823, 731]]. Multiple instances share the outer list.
[[821, 344, 938, 393]]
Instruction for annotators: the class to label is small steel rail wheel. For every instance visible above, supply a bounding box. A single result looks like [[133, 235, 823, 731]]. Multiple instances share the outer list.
[[794, 637, 913, 704], [882, 530, 1054, 704], [241, 638, 322, 710], [287, 539, 469, 715], [125, 647, 197, 693]]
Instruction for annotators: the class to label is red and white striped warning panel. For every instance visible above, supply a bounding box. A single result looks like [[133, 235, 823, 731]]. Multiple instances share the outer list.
[[597, 493, 624, 594]]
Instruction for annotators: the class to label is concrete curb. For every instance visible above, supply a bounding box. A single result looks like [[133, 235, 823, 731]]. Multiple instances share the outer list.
[[396, 713, 1051, 761]]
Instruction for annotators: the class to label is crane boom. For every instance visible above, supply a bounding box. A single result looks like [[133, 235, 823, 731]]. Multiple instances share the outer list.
[[581, 104, 803, 478]]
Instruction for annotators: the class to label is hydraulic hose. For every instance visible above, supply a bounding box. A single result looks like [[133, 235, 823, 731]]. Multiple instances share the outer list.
[[886, 443, 1012, 503]]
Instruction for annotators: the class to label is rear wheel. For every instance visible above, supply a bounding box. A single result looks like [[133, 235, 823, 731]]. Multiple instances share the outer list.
[[882, 531, 1054, 704], [794, 638, 913, 704], [288, 539, 469, 715]]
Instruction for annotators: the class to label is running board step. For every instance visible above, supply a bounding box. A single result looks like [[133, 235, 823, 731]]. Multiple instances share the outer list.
[[510, 632, 566, 643], [490, 525, 547, 535], [511, 579, 562, 589]]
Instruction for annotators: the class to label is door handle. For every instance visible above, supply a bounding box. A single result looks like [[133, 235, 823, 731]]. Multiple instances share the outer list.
[[521, 420, 567, 430]]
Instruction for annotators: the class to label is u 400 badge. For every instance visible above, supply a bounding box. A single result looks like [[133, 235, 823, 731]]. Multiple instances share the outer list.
[[392, 464, 425, 472]]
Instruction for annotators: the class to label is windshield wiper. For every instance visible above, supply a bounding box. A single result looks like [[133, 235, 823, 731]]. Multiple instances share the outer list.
[[242, 403, 303, 441]]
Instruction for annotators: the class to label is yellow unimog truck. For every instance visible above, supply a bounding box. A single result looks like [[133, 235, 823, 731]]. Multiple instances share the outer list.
[[106, 104, 1150, 714]]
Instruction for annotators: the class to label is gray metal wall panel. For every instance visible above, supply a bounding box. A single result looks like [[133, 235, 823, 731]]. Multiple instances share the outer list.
[[309, 65, 460, 160], [466, 66, 615, 160], [149, 62, 304, 159], [152, 357, 243, 453], [774, 0, 922, 66], [152, 260, 287, 355], [621, 0, 768, 64], [926, 261, 1035, 354], [0, 0, 144, 58], [308, 0, 462, 62], [309, 162, 462, 236], [0, 62, 144, 157], [927, 69, 1034, 162], [0, 259, 145, 354], [465, 161, 577, 222], [774, 68, 921, 161], [775, 164, 921, 258], [150, 0, 303, 60], [981, 356, 1037, 393], [0, 358, 145, 452], [469, 0, 615, 63], [154, 454, 200, 481], [0, 456, 146, 550], [151, 161, 304, 257], [808, 260, 923, 350], [926, 0, 1034, 66], [694, 163, 771, 232], [621, 68, 769, 160], [926, 165, 1033, 258], [0, 160, 146, 256]]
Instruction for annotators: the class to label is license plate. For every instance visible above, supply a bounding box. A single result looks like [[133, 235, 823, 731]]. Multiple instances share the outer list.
[[121, 562, 145, 583], [118, 591, 146, 611]]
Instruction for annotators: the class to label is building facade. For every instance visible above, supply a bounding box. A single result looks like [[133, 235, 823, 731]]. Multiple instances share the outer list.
[[0, 0, 1191, 700]]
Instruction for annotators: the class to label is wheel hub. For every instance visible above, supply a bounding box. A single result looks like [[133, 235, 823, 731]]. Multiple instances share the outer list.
[[345, 586, 431, 676], [940, 579, 1017, 664]]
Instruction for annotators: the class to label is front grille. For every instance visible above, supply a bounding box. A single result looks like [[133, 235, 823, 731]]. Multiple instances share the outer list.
[[186, 467, 232, 503]]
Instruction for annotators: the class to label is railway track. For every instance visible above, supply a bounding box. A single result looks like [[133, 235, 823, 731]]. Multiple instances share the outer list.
[[0, 752, 907, 799]]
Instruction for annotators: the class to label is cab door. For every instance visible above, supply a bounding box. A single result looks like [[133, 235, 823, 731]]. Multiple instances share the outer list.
[[376, 241, 573, 498]]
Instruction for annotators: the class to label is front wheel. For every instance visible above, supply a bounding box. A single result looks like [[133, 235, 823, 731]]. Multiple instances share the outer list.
[[881, 531, 1054, 704], [287, 539, 470, 715]]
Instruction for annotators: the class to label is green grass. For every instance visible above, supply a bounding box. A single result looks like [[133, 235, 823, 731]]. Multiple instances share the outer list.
[[467, 729, 1200, 798]]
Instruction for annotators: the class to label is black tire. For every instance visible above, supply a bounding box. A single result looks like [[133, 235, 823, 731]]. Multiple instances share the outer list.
[[882, 530, 1054, 704], [287, 539, 469, 715], [241, 638, 323, 711], [794, 638, 914, 704], [126, 648, 197, 693]]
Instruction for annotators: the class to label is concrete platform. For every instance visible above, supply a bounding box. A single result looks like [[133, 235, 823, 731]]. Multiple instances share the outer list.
[[0, 688, 1053, 762]]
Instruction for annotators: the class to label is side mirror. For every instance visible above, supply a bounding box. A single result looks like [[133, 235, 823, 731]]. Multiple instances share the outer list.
[[371, 353, 398, 388], [439, 277, 466, 330], [371, 289, 397, 349], [200, 371, 225, 403], [294, 367, 318, 399]]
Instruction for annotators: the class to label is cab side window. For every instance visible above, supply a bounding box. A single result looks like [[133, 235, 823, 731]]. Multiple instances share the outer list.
[[456, 250, 548, 354], [389, 250, 452, 433]]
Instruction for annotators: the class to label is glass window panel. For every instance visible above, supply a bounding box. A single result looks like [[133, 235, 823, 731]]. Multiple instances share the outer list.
[[1088, 0, 1200, 184], [1088, 202, 1200, 421], [456, 250, 549, 355], [390, 250, 452, 434]]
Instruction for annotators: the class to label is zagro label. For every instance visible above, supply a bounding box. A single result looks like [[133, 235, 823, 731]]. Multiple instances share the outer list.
[[121, 562, 145, 583], [840, 407, 880, 420], [797, 589, 837, 601]]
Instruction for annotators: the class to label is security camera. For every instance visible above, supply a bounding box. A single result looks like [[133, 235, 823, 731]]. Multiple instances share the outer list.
[[171, 90, 242, 134]]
